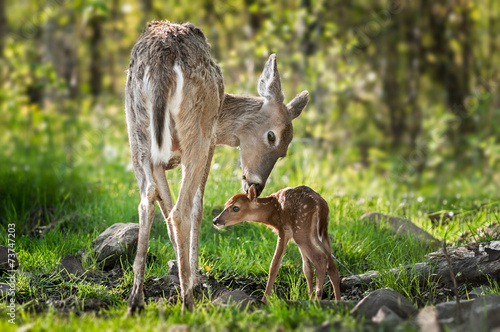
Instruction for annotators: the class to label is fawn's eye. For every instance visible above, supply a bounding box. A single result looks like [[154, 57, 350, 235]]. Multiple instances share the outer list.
[[232, 206, 240, 212], [267, 131, 276, 144]]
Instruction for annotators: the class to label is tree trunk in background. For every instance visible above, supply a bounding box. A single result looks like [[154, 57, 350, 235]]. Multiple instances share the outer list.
[[202, 0, 219, 60], [141, 0, 152, 27], [0, 0, 6, 58], [89, 16, 102, 98], [406, 2, 425, 174], [299, 0, 317, 57], [381, 19, 405, 150], [109, 0, 121, 95], [244, 0, 265, 38], [422, 0, 474, 150], [455, 5, 473, 137]]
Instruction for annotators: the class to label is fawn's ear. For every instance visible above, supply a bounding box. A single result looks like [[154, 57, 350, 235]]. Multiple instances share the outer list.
[[286, 90, 309, 120], [248, 185, 257, 202], [257, 54, 284, 103]]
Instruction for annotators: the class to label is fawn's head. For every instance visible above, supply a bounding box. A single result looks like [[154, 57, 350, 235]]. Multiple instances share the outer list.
[[213, 185, 262, 229], [238, 54, 308, 197]]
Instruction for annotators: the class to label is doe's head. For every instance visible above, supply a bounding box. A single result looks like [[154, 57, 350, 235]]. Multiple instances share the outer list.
[[213, 185, 259, 229], [238, 54, 309, 197]]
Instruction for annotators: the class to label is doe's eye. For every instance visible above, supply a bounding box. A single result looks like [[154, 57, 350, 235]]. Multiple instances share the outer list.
[[267, 131, 276, 143], [232, 206, 240, 212]]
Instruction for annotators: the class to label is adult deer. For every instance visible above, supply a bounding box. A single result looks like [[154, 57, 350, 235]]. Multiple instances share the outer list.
[[213, 185, 341, 303], [124, 21, 309, 313]]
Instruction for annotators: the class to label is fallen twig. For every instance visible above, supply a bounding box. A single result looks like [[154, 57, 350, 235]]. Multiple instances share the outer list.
[[340, 241, 500, 291]]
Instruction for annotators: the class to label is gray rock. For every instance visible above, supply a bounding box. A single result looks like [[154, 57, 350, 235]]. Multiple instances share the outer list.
[[417, 307, 442, 332], [213, 289, 253, 308], [361, 212, 440, 250], [371, 305, 403, 323], [469, 286, 491, 299], [57, 255, 85, 277], [0, 245, 19, 271], [469, 294, 500, 331], [350, 288, 418, 320], [166, 275, 180, 285], [168, 260, 179, 277], [153, 275, 180, 286], [0, 283, 11, 299], [167, 325, 190, 332], [435, 299, 475, 323], [314, 320, 343, 332], [285, 300, 356, 310], [81, 223, 139, 270]]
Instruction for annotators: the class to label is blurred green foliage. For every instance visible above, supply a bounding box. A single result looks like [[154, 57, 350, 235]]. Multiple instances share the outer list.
[[1, 0, 499, 221]]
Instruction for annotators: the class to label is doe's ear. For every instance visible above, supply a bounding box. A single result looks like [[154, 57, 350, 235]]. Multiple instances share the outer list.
[[248, 185, 258, 202], [257, 54, 284, 103], [286, 90, 309, 120]]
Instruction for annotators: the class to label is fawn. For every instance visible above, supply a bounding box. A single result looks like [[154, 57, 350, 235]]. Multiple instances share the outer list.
[[213, 185, 341, 303]]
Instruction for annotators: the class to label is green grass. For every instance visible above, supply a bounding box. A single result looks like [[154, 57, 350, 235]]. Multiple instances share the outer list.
[[1, 104, 499, 331]]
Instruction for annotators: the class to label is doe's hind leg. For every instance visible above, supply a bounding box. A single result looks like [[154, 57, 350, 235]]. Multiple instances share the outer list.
[[128, 162, 157, 315]]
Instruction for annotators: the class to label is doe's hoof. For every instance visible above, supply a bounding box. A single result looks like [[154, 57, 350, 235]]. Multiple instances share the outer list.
[[126, 304, 144, 316], [182, 292, 195, 312], [127, 285, 145, 315]]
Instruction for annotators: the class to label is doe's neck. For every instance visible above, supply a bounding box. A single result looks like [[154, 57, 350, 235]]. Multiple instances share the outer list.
[[216, 93, 265, 146]]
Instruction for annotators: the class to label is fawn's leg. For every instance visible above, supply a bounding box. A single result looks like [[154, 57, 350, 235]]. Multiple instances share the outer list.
[[317, 239, 341, 301], [315, 227, 341, 301], [298, 247, 314, 298], [325, 255, 341, 301], [298, 241, 328, 300], [262, 233, 290, 304], [127, 161, 156, 315]]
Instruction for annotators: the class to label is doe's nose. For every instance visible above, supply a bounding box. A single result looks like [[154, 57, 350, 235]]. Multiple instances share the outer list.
[[242, 179, 263, 196], [248, 183, 263, 196]]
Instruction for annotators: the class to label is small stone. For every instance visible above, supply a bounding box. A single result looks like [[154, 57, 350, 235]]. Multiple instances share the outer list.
[[417, 307, 441, 332], [57, 255, 85, 277], [435, 299, 475, 323], [80, 223, 139, 270], [469, 294, 500, 330], [469, 286, 491, 299], [371, 305, 403, 323], [314, 320, 342, 332], [168, 324, 190, 332], [350, 288, 418, 320], [0, 283, 11, 299], [168, 260, 179, 277], [213, 289, 253, 308], [165, 275, 180, 285], [0, 245, 19, 271]]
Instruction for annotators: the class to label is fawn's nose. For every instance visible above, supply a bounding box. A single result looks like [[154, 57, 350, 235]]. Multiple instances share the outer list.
[[212, 217, 224, 229]]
